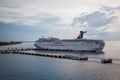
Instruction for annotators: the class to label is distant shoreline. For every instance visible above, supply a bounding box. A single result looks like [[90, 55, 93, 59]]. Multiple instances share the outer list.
[[0, 42, 22, 46]]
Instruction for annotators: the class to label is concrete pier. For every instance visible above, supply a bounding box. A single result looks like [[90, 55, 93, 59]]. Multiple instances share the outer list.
[[0, 48, 88, 61], [0, 48, 118, 64]]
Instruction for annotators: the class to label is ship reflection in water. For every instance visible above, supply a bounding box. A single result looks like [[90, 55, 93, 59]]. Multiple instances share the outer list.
[[0, 41, 120, 80]]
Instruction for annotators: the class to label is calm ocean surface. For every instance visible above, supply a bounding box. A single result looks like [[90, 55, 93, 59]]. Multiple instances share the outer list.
[[0, 41, 120, 80]]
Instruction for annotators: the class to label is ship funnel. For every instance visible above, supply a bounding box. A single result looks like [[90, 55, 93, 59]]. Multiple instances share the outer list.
[[77, 31, 87, 39]]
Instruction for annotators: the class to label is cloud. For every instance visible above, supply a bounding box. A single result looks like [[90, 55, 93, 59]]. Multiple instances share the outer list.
[[100, 5, 120, 12], [71, 11, 117, 27], [0, 9, 63, 27], [0, 0, 65, 27], [0, 0, 120, 40], [70, 5, 120, 40]]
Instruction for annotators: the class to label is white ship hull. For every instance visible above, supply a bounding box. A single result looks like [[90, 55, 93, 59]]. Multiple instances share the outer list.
[[34, 39, 105, 52]]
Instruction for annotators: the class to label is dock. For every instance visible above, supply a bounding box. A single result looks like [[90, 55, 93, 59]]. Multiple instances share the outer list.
[[0, 48, 119, 64], [0, 48, 88, 60]]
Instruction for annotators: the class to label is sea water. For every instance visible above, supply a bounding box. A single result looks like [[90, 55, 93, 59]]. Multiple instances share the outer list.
[[0, 41, 120, 80]]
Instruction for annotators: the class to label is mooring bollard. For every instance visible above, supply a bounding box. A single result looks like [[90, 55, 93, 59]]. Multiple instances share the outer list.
[[101, 58, 112, 63], [79, 57, 88, 60]]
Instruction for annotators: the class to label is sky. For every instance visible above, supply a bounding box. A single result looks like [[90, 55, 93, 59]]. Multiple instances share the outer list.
[[0, 0, 120, 41]]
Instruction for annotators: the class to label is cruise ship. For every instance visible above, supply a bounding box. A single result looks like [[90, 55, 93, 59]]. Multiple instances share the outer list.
[[34, 31, 105, 52]]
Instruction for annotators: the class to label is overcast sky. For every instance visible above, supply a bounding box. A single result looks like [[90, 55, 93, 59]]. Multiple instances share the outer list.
[[0, 0, 120, 41]]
